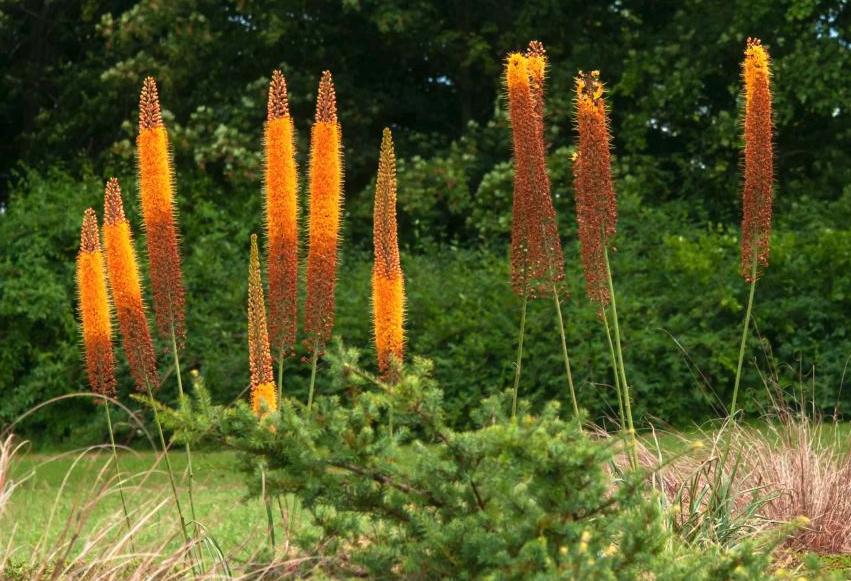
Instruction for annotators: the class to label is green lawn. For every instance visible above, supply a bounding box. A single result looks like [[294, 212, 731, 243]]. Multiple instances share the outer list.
[[2, 448, 298, 568]]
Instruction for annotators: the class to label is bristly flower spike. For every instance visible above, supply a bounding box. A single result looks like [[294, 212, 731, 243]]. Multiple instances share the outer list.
[[103, 178, 159, 392], [372, 128, 405, 382], [248, 234, 277, 416], [304, 71, 343, 354], [573, 70, 618, 306], [265, 70, 299, 359], [77, 208, 117, 399], [741, 38, 774, 281], [137, 76, 186, 346]]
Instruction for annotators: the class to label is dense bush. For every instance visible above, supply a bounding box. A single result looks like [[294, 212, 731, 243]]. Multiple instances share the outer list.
[[3, 164, 851, 441], [163, 344, 788, 580]]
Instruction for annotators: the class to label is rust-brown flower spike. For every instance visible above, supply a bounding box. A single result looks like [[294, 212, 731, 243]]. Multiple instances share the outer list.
[[265, 70, 300, 358], [137, 76, 186, 345], [248, 234, 276, 415], [372, 128, 405, 381], [573, 70, 618, 306], [304, 71, 343, 353], [741, 38, 774, 281], [77, 208, 117, 399], [505, 43, 565, 298], [103, 178, 159, 392]]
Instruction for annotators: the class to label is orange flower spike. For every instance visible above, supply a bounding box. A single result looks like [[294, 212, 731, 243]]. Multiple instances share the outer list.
[[248, 234, 276, 415], [136, 77, 186, 345], [103, 178, 159, 392], [77, 208, 117, 398], [264, 70, 299, 357], [573, 70, 617, 305], [372, 128, 405, 381], [524, 40, 566, 294], [505, 53, 540, 296], [741, 38, 774, 281], [304, 71, 343, 352]]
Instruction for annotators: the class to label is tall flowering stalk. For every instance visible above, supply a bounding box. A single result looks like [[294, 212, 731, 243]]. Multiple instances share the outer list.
[[76, 207, 133, 544], [136, 76, 198, 540], [505, 44, 576, 418], [731, 38, 774, 418], [248, 233, 277, 416], [103, 178, 159, 392], [372, 128, 405, 384], [264, 70, 300, 396], [573, 70, 636, 467], [304, 71, 343, 411]]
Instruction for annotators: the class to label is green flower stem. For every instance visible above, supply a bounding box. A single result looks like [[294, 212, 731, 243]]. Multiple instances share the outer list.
[[552, 287, 579, 417], [511, 290, 529, 419], [170, 324, 199, 537], [307, 337, 320, 412], [730, 260, 759, 420], [104, 403, 134, 549]]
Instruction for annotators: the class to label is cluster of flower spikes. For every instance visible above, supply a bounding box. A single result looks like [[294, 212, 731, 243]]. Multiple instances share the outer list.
[[572, 70, 618, 307], [304, 71, 343, 355], [103, 178, 159, 392], [248, 234, 277, 415], [137, 77, 186, 346], [77, 208, 117, 399], [740, 38, 774, 282], [506, 41, 566, 299], [264, 70, 300, 358], [372, 128, 406, 382]]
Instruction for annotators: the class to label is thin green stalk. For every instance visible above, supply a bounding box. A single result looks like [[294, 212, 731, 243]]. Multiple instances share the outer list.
[[552, 287, 579, 417], [104, 403, 134, 549], [277, 348, 285, 403], [601, 307, 629, 462], [261, 468, 276, 552], [730, 260, 758, 419], [170, 324, 199, 536], [511, 289, 529, 419], [307, 337, 320, 411], [145, 381, 192, 549], [603, 245, 637, 469]]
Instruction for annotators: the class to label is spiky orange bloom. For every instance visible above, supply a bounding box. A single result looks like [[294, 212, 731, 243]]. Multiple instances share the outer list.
[[741, 38, 774, 282], [505, 45, 565, 298], [248, 234, 276, 415], [573, 70, 618, 306], [265, 70, 299, 357], [372, 128, 405, 381], [77, 208, 117, 398], [103, 178, 159, 392], [137, 77, 186, 345], [304, 71, 343, 353]]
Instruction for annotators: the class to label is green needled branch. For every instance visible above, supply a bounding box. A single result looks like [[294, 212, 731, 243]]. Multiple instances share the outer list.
[[511, 290, 529, 419]]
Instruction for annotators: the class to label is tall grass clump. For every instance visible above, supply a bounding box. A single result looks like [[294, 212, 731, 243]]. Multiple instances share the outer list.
[[572, 70, 637, 466], [304, 71, 344, 411], [731, 38, 774, 418], [264, 70, 300, 397], [371, 128, 405, 384], [505, 43, 577, 419]]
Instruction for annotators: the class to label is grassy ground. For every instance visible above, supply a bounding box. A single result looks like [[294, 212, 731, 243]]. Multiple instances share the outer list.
[[2, 447, 299, 568]]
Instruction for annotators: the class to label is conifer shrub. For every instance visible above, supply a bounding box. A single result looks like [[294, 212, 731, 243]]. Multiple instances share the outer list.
[[162, 342, 783, 580]]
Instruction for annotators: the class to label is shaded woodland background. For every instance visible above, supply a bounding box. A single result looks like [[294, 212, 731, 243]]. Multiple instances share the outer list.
[[3, 0, 851, 442]]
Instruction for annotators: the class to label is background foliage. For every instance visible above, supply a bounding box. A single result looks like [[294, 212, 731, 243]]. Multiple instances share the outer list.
[[2, 0, 851, 441]]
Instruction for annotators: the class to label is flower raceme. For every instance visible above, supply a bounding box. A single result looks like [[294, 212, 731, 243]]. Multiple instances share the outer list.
[[77, 208, 117, 399], [741, 38, 774, 282], [304, 71, 343, 354], [505, 44, 565, 298], [137, 77, 186, 345], [264, 70, 299, 358], [248, 234, 276, 415], [572, 70, 618, 306], [372, 128, 405, 381], [102, 178, 159, 392]]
